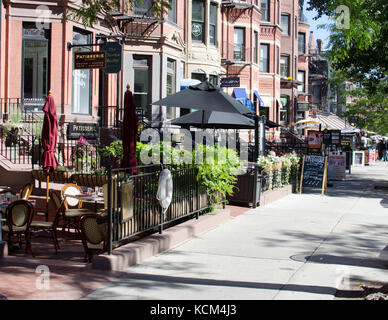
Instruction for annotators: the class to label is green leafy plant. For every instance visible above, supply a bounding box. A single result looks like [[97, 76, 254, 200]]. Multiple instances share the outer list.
[[194, 144, 244, 209], [99, 140, 123, 166]]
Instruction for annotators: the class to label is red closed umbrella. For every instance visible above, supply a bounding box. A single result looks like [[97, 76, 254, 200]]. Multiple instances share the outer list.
[[41, 91, 59, 206], [120, 85, 138, 174]]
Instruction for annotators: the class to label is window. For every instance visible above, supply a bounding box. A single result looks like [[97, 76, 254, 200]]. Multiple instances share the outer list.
[[209, 74, 218, 86], [133, 56, 151, 112], [192, 0, 205, 43], [234, 27, 245, 61], [298, 70, 306, 92], [209, 3, 217, 45], [276, 46, 279, 74], [280, 96, 289, 122], [22, 22, 50, 112], [298, 32, 306, 54], [168, 0, 177, 23], [191, 72, 206, 82], [134, 0, 153, 16], [260, 0, 270, 22], [280, 55, 290, 77], [281, 14, 290, 36], [260, 44, 269, 73], [72, 28, 92, 115], [253, 31, 258, 64], [166, 59, 176, 120]]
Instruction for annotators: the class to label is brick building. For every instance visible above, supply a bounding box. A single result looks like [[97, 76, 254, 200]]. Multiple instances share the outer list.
[[0, 0, 309, 144]]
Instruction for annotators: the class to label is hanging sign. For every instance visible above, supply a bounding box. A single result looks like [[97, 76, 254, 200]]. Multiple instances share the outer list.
[[103, 42, 122, 73], [74, 51, 106, 69], [328, 152, 346, 181], [221, 77, 240, 87], [331, 130, 341, 145], [300, 155, 328, 195]]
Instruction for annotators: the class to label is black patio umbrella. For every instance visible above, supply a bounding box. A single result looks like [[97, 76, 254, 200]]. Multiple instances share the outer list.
[[152, 80, 253, 116], [171, 110, 281, 129]]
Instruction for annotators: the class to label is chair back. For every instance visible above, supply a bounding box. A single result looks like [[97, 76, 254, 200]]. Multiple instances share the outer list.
[[61, 184, 83, 210], [49, 190, 64, 227], [19, 183, 33, 200], [6, 200, 34, 229], [80, 213, 107, 246]]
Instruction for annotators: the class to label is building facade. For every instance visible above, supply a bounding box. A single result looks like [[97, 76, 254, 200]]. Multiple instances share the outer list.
[[0, 0, 309, 144]]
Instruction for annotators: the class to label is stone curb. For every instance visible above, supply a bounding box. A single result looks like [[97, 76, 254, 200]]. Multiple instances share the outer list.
[[92, 209, 231, 271]]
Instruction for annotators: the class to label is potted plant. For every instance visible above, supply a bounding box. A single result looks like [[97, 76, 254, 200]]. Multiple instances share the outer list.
[[71, 136, 98, 173], [99, 140, 123, 169]]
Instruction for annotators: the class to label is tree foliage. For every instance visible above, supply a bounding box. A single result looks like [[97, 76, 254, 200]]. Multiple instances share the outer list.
[[307, 0, 388, 91], [64, 0, 170, 28], [344, 78, 388, 135]]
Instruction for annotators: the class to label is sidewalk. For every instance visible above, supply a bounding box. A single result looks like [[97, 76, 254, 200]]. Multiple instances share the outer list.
[[1, 161, 387, 300], [83, 161, 388, 300]]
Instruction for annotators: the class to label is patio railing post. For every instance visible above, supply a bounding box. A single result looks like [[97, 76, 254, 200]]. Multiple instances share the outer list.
[[107, 164, 113, 254]]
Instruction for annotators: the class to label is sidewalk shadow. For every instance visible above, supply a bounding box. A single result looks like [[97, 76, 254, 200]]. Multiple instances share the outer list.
[[291, 253, 388, 270]]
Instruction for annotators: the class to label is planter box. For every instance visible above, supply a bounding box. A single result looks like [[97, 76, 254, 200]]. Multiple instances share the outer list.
[[32, 169, 73, 183], [260, 184, 292, 207], [72, 174, 108, 187], [227, 165, 262, 208]]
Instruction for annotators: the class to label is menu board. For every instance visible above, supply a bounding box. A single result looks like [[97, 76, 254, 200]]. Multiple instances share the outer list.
[[328, 152, 346, 180], [300, 155, 328, 194]]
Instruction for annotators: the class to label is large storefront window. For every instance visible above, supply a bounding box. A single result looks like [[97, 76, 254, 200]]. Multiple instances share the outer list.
[[22, 22, 50, 111], [72, 28, 92, 115], [134, 56, 151, 112], [166, 58, 176, 120]]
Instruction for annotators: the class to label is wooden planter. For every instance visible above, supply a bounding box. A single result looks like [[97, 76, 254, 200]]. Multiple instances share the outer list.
[[31, 169, 73, 183], [71, 174, 108, 187]]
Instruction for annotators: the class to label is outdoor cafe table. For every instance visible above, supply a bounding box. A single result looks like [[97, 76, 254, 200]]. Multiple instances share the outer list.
[[65, 194, 105, 213]]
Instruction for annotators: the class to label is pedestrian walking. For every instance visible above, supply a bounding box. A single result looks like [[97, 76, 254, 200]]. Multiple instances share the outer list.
[[382, 138, 387, 161], [377, 139, 383, 160]]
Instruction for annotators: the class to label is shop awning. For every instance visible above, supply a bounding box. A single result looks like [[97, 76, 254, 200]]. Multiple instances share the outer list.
[[233, 88, 247, 99], [253, 90, 265, 107]]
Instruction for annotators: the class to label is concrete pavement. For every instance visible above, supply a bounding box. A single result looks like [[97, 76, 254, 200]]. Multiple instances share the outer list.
[[83, 161, 388, 300]]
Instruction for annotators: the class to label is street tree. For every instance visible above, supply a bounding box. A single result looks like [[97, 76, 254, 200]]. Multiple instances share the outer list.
[[64, 0, 171, 29], [306, 0, 388, 93]]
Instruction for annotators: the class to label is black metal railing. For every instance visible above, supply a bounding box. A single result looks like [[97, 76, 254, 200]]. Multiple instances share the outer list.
[[266, 142, 308, 155], [106, 164, 220, 251], [0, 98, 22, 122]]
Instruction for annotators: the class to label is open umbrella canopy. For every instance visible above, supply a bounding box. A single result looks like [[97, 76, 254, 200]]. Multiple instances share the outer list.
[[152, 80, 253, 115], [41, 92, 58, 173], [294, 119, 321, 125], [171, 110, 280, 129]]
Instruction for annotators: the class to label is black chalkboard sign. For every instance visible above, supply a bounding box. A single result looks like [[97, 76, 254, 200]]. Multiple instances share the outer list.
[[300, 155, 328, 194]]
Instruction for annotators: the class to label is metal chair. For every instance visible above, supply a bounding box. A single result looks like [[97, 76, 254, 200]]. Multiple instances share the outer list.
[[30, 190, 62, 254], [2, 200, 35, 257], [19, 183, 33, 200], [79, 213, 108, 262], [61, 183, 91, 235]]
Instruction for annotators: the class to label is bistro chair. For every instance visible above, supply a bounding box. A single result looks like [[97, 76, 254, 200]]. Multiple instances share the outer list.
[[61, 183, 91, 235], [30, 190, 62, 254], [2, 200, 35, 257], [79, 213, 108, 262], [19, 183, 33, 200]]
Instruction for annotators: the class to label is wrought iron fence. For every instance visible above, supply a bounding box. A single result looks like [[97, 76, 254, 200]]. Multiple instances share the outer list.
[[266, 142, 308, 155], [106, 164, 221, 252]]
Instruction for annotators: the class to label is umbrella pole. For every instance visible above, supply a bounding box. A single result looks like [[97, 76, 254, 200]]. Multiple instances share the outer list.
[[46, 175, 49, 221]]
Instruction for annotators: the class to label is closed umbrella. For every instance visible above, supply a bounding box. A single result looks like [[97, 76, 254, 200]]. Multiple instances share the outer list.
[[120, 85, 138, 174], [41, 91, 59, 210]]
